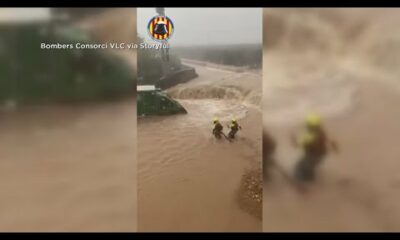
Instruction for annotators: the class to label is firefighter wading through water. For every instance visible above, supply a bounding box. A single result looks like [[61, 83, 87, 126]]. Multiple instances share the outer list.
[[292, 113, 339, 182], [227, 118, 242, 139], [212, 118, 224, 139]]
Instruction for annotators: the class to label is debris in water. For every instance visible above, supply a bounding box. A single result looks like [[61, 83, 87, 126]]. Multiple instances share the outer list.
[[237, 168, 262, 220]]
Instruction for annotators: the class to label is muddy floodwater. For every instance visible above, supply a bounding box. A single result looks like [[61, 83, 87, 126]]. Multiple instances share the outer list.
[[263, 8, 400, 232], [138, 63, 262, 232], [0, 100, 137, 231]]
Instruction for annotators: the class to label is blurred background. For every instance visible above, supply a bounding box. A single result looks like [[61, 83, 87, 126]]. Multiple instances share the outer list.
[[0, 8, 137, 231], [263, 8, 400, 231]]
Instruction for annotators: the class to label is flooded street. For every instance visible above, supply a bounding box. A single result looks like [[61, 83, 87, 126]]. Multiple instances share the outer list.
[[138, 63, 262, 231]]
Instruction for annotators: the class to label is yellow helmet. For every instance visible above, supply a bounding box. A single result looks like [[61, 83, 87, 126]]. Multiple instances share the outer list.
[[232, 118, 237, 123], [213, 118, 219, 124], [306, 113, 321, 128]]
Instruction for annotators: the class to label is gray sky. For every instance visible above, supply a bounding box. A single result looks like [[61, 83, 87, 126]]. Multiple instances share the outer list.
[[0, 8, 50, 22], [138, 8, 262, 46]]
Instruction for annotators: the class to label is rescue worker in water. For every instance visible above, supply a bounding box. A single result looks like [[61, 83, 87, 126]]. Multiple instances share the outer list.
[[212, 118, 224, 139], [227, 118, 242, 139], [291, 113, 339, 182]]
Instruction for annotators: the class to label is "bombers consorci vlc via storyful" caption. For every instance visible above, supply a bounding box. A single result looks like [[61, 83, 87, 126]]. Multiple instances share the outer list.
[[41, 42, 169, 50]]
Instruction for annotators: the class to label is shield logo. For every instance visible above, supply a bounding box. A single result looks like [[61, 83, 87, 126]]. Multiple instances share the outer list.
[[148, 15, 174, 41]]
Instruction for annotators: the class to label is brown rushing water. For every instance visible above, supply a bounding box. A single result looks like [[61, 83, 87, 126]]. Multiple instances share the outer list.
[[0, 100, 137, 231], [263, 8, 400, 231], [138, 63, 262, 232]]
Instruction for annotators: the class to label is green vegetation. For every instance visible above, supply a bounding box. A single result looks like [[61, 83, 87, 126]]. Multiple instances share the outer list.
[[137, 90, 186, 116], [0, 23, 135, 105]]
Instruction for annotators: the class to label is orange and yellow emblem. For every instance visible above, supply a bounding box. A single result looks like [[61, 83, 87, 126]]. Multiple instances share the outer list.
[[148, 15, 174, 41]]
